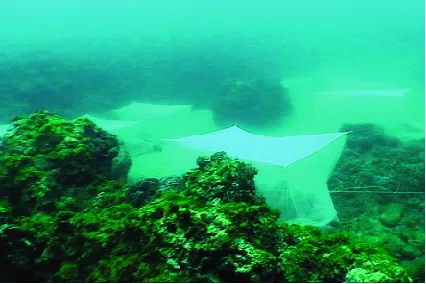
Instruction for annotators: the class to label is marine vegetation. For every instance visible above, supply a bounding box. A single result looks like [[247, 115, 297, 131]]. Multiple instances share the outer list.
[[0, 111, 412, 282]]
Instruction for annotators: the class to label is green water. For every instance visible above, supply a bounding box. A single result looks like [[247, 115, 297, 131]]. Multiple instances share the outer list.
[[0, 0, 423, 115], [0, 0, 424, 282]]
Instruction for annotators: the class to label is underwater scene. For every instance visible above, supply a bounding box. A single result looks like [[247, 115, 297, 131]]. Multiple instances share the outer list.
[[0, 0, 424, 282]]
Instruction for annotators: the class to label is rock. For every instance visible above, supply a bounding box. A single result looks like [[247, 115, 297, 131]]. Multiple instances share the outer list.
[[126, 178, 160, 207], [346, 268, 391, 283], [211, 78, 292, 128], [379, 203, 405, 227], [111, 141, 132, 182], [0, 224, 38, 282]]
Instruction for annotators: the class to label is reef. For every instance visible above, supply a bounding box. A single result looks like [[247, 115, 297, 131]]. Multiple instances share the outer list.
[[0, 53, 146, 122], [328, 123, 425, 282], [328, 123, 424, 194], [0, 112, 413, 282], [0, 110, 130, 217], [210, 78, 292, 128]]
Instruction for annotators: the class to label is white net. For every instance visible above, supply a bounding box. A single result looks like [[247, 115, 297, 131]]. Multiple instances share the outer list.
[[165, 126, 348, 227], [1, 97, 417, 228]]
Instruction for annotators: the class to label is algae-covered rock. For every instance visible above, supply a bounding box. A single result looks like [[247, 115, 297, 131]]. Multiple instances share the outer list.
[[47, 152, 411, 283], [111, 141, 132, 182], [379, 203, 405, 227], [339, 123, 399, 153], [0, 224, 38, 282], [0, 54, 146, 123], [184, 151, 258, 203], [126, 178, 161, 207], [346, 268, 391, 283], [328, 123, 424, 194], [403, 257, 425, 283], [211, 78, 292, 128], [0, 110, 130, 216], [277, 225, 412, 283]]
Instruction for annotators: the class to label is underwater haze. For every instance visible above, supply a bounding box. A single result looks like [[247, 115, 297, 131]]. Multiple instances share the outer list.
[[0, 1, 425, 283], [0, 0, 424, 119]]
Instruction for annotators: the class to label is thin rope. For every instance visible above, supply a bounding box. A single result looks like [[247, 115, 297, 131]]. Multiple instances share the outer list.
[[330, 183, 425, 194], [330, 190, 424, 194]]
